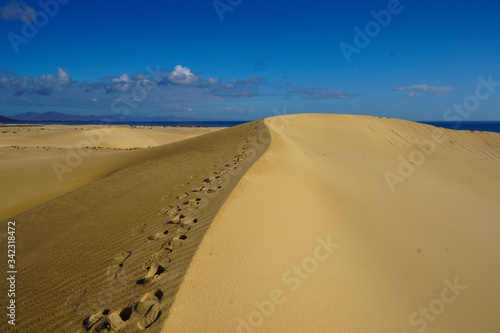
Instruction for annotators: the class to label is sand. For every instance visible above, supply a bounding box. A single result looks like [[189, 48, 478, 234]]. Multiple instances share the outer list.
[[0, 121, 270, 332], [163, 114, 500, 332], [1, 114, 499, 332], [0, 124, 222, 222]]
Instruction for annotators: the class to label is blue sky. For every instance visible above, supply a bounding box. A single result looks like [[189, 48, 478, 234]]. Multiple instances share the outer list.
[[0, 0, 499, 121]]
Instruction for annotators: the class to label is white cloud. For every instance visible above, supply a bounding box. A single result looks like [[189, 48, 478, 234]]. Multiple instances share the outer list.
[[208, 77, 264, 98], [33, 68, 71, 95], [0, 0, 35, 22], [167, 65, 199, 85], [0, 68, 73, 95], [407, 91, 420, 98], [287, 88, 355, 99], [57, 67, 70, 84], [222, 79, 236, 88], [111, 73, 131, 84], [208, 77, 220, 85], [393, 84, 454, 98], [106, 73, 132, 93]]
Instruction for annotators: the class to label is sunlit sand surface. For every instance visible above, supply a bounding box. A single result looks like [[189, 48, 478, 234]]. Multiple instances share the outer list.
[[1, 115, 499, 332]]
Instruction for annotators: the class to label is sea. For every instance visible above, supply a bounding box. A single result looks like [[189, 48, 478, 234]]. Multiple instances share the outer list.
[[418, 121, 500, 133], [1, 120, 500, 133], [0, 120, 247, 128]]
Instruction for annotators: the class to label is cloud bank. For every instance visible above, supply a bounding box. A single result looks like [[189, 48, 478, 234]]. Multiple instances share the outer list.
[[393, 84, 455, 99], [0, 0, 35, 22], [0, 65, 360, 119], [287, 88, 354, 99], [0, 68, 73, 95]]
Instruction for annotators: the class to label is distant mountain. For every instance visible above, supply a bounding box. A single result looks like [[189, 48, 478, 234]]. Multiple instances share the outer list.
[[0, 115, 16, 122], [13, 111, 100, 122], [11, 111, 179, 123]]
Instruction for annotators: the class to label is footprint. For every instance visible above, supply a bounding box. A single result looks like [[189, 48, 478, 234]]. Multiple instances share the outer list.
[[161, 206, 181, 217], [207, 186, 222, 194], [147, 230, 169, 242], [182, 198, 202, 208], [158, 207, 170, 216], [173, 182, 190, 190], [137, 302, 160, 329], [83, 309, 110, 331], [167, 213, 185, 224], [107, 307, 133, 331], [107, 251, 131, 279], [204, 176, 221, 184], [176, 192, 189, 200], [136, 290, 163, 314], [136, 264, 166, 285], [167, 235, 188, 250], [169, 207, 182, 217], [179, 218, 198, 232]]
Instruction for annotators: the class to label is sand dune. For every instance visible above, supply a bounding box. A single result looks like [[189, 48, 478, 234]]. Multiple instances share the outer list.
[[0, 124, 219, 149], [0, 121, 270, 332], [1, 115, 499, 333], [0, 124, 222, 221], [163, 114, 500, 332]]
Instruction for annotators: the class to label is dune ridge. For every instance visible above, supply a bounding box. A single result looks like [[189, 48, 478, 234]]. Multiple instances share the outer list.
[[0, 121, 271, 332], [162, 114, 500, 333], [1, 114, 499, 332]]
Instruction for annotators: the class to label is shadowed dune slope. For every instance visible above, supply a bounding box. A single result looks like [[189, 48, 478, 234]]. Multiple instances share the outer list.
[[0, 121, 270, 332], [163, 114, 500, 333]]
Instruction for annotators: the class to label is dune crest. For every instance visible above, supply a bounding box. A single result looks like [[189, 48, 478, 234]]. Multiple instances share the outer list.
[[163, 114, 500, 332], [0, 121, 270, 332]]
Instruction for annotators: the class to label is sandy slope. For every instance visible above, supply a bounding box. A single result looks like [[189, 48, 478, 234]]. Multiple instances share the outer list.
[[1, 115, 499, 333], [163, 114, 500, 332], [0, 124, 218, 149], [0, 121, 270, 332], [0, 124, 222, 221]]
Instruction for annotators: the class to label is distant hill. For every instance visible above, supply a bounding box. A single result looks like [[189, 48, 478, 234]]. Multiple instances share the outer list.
[[13, 111, 102, 122], [0, 115, 16, 122], [12, 111, 179, 123]]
